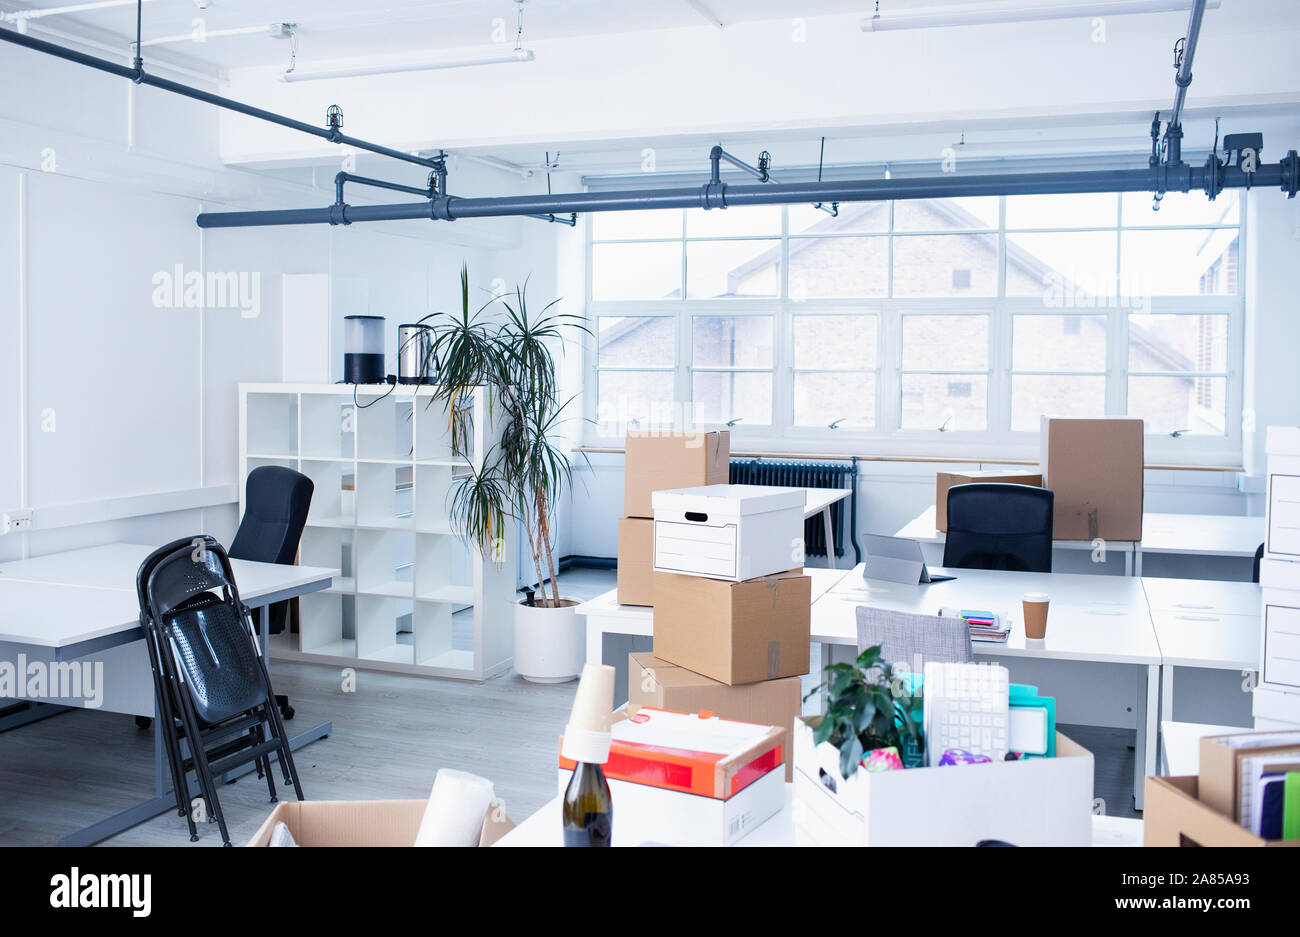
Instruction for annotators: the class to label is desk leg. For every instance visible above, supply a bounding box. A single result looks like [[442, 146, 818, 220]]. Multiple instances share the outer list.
[[1133, 664, 1159, 811], [822, 507, 836, 571], [586, 618, 605, 668], [1159, 664, 1174, 774], [1133, 545, 1142, 578]]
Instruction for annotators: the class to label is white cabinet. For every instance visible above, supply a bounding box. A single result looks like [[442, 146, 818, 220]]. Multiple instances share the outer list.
[[1256, 427, 1300, 726], [239, 383, 514, 680]]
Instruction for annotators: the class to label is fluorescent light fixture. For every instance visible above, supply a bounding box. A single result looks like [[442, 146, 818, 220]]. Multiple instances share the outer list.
[[861, 0, 1220, 31], [280, 47, 534, 83]]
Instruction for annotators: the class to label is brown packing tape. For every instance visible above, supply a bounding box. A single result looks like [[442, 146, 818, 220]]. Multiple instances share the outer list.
[[767, 641, 780, 681]]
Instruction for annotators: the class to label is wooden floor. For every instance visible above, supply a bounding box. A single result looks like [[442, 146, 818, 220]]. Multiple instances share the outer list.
[[0, 566, 1138, 846]]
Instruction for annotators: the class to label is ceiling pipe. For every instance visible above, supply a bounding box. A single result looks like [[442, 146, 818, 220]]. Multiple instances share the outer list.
[[1163, 0, 1208, 166], [196, 157, 1299, 228], [0, 25, 444, 172]]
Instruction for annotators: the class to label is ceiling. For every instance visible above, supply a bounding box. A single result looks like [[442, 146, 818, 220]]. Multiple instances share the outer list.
[[0, 0, 887, 70]]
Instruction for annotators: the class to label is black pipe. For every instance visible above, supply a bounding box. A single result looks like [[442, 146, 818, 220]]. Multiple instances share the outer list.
[[198, 160, 1295, 228], [0, 26, 442, 171], [334, 172, 433, 205], [1166, 0, 1208, 166]]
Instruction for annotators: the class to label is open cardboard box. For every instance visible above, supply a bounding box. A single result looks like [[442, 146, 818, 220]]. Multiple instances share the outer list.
[[1144, 776, 1300, 847], [246, 799, 514, 847], [793, 717, 1094, 846]]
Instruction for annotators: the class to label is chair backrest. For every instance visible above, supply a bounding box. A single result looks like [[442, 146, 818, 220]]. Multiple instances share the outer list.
[[943, 482, 1054, 573], [137, 536, 267, 724], [855, 606, 974, 672], [229, 466, 314, 566], [1253, 542, 1264, 583]]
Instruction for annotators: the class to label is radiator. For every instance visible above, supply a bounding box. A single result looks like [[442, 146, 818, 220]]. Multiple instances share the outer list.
[[728, 458, 861, 563]]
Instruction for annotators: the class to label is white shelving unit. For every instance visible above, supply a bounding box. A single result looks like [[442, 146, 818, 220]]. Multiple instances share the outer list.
[[239, 383, 515, 681]]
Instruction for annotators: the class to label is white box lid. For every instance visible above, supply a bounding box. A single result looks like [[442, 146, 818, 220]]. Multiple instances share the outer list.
[[652, 484, 806, 516]]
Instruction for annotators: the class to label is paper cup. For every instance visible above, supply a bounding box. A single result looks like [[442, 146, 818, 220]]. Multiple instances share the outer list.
[[1022, 592, 1050, 639]]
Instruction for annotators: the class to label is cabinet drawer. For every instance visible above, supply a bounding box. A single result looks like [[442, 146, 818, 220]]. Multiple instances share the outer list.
[[1267, 474, 1300, 558], [1263, 604, 1300, 689]]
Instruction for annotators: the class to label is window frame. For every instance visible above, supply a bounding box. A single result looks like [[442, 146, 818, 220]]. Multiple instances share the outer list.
[[584, 191, 1245, 466]]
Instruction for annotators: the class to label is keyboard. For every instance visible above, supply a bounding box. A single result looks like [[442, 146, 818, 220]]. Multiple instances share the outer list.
[[923, 661, 1010, 766]]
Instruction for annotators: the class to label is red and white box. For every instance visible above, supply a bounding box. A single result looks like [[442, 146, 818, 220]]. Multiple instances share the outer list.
[[558, 706, 786, 845]]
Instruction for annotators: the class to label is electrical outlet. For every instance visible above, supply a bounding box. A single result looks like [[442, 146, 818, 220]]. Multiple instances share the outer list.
[[2, 510, 33, 534]]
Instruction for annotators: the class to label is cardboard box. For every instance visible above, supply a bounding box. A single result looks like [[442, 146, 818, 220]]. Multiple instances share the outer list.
[[624, 430, 729, 519], [558, 707, 786, 845], [617, 517, 654, 607], [1144, 775, 1300, 847], [793, 719, 1094, 846], [653, 484, 805, 581], [935, 471, 1043, 532], [246, 799, 514, 847], [1040, 417, 1144, 541], [1197, 731, 1300, 821], [653, 570, 811, 685], [628, 651, 801, 779]]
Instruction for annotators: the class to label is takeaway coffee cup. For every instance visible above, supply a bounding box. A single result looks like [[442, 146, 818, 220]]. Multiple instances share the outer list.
[[1022, 592, 1050, 639]]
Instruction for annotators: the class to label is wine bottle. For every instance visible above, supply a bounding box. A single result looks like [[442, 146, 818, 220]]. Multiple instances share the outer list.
[[562, 761, 613, 847]]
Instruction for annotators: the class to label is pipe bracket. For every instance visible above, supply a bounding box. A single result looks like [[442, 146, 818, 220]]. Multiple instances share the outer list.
[[1281, 151, 1300, 198], [328, 203, 350, 226], [431, 196, 455, 221], [700, 181, 728, 211]]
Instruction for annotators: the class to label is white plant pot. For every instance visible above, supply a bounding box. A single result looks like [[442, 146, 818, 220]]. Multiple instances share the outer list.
[[513, 598, 583, 684]]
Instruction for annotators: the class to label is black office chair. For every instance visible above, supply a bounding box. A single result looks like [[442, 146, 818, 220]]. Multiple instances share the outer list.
[[1253, 542, 1264, 583], [229, 465, 314, 720], [943, 483, 1054, 573], [136, 535, 304, 846]]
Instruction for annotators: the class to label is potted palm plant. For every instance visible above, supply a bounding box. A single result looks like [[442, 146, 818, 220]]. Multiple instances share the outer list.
[[422, 266, 589, 683]]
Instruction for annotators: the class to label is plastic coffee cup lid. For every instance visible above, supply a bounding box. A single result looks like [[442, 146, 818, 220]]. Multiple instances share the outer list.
[[1023, 592, 1050, 602]]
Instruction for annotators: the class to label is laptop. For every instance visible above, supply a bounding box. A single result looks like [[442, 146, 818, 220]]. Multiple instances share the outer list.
[[862, 534, 957, 584]]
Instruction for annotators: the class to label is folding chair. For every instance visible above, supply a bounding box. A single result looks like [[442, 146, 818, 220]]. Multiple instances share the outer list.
[[136, 535, 304, 845]]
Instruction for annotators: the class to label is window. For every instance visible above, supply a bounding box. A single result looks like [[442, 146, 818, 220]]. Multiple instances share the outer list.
[[587, 188, 1243, 457], [690, 315, 774, 425], [793, 313, 877, 428]]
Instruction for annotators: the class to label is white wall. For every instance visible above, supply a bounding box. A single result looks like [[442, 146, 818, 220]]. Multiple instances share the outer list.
[[0, 38, 555, 565]]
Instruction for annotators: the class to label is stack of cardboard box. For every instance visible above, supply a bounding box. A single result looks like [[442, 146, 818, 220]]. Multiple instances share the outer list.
[[626, 475, 811, 780], [616, 430, 730, 607]]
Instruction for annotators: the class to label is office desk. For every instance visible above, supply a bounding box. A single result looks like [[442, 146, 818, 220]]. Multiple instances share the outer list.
[[1160, 720, 1246, 776], [1134, 513, 1264, 575], [1142, 577, 1260, 730], [577, 563, 1162, 807], [0, 542, 337, 846], [496, 785, 1143, 847], [896, 508, 1263, 577], [803, 488, 853, 570], [817, 564, 1161, 807]]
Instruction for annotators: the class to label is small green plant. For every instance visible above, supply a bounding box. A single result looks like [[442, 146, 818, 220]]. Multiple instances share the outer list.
[[803, 645, 921, 780]]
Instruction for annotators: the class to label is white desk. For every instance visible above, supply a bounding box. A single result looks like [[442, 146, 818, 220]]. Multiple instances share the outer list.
[[577, 562, 1162, 808], [1135, 513, 1264, 575], [0, 542, 337, 846], [1143, 577, 1260, 731], [803, 488, 853, 570], [496, 785, 1143, 847], [817, 564, 1162, 808], [896, 508, 1263, 577]]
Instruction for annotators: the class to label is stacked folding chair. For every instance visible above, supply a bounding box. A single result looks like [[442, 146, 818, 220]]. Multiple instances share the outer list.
[[135, 535, 304, 846]]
